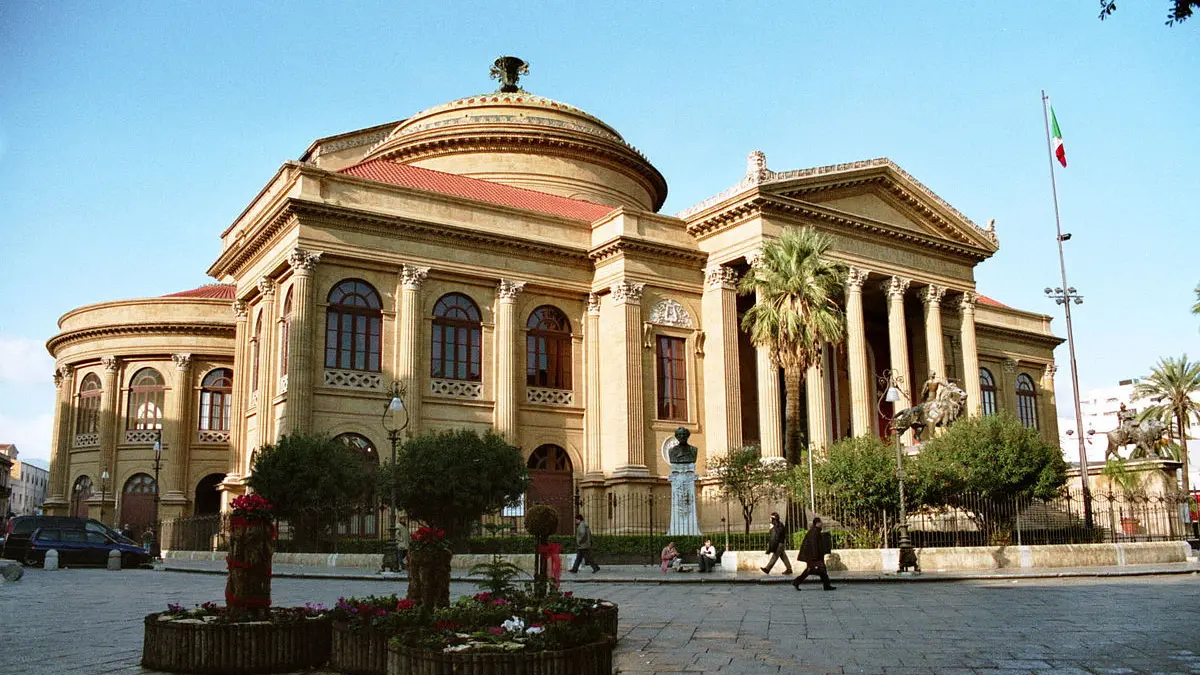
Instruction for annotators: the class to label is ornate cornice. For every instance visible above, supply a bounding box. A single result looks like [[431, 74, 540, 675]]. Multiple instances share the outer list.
[[588, 236, 707, 265], [209, 207, 299, 280], [400, 264, 431, 290], [47, 323, 236, 353], [611, 282, 645, 305], [845, 267, 870, 292], [497, 279, 527, 301], [975, 322, 1065, 348]]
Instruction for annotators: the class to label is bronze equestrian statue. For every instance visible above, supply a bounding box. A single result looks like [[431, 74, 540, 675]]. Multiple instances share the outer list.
[[1105, 416, 1166, 460], [892, 376, 967, 442]]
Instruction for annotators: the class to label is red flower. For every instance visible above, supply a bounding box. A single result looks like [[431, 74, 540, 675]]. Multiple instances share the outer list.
[[435, 619, 458, 631], [396, 599, 415, 611], [474, 592, 492, 603]]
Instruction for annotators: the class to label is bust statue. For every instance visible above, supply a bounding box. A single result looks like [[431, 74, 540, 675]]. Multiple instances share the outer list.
[[668, 427, 698, 464]]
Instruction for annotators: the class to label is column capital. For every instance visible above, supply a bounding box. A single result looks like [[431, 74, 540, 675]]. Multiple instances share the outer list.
[[257, 278, 275, 297], [586, 293, 601, 315], [400, 264, 431, 290], [884, 276, 911, 299], [845, 267, 870, 292], [705, 264, 740, 291], [54, 365, 72, 388], [101, 355, 119, 372], [921, 284, 947, 307], [611, 281, 645, 305], [959, 291, 978, 312], [497, 279, 526, 302], [1044, 362, 1058, 378], [232, 300, 249, 320], [172, 353, 192, 371], [1003, 358, 1018, 373], [287, 248, 322, 275]]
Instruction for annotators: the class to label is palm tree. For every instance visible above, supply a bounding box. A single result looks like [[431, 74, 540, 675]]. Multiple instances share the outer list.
[[1133, 355, 1200, 493], [739, 226, 846, 462], [1193, 282, 1199, 317]]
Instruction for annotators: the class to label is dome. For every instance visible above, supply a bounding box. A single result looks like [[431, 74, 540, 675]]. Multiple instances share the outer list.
[[363, 89, 667, 212]]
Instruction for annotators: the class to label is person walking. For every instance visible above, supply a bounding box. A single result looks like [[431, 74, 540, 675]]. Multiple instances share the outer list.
[[568, 513, 600, 573], [792, 517, 836, 590], [760, 512, 793, 575]]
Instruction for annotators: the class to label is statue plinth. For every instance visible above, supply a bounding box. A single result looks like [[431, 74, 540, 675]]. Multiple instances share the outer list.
[[667, 462, 701, 536]]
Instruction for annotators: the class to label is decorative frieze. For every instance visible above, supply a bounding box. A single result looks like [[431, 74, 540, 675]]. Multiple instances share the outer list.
[[527, 387, 575, 406], [846, 267, 870, 292], [921, 285, 947, 306], [74, 433, 99, 448], [400, 264, 430, 290], [648, 299, 693, 328], [287, 248, 321, 274], [429, 378, 483, 399], [611, 282, 644, 305], [197, 430, 231, 444], [497, 279, 526, 302], [124, 429, 160, 444], [323, 369, 384, 391], [705, 265, 739, 291]]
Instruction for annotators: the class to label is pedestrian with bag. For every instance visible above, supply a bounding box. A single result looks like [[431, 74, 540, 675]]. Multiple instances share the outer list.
[[568, 513, 600, 573], [760, 511, 793, 575], [792, 517, 836, 591]]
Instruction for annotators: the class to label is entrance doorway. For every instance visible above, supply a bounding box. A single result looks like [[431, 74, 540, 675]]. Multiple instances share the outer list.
[[194, 474, 225, 515], [119, 473, 157, 534], [526, 444, 574, 535], [71, 476, 93, 518]]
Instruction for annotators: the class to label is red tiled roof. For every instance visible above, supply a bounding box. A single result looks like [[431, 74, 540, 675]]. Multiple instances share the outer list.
[[164, 284, 237, 300], [339, 160, 616, 222], [977, 294, 1009, 308]]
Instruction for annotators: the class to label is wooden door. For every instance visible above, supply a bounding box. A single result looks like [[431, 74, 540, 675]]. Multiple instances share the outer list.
[[526, 445, 575, 535]]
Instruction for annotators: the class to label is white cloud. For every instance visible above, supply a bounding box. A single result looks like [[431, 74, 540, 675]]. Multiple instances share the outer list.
[[0, 412, 54, 465], [0, 336, 54, 386]]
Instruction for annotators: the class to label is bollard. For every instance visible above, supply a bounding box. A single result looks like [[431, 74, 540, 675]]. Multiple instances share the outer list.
[[1, 562, 23, 581], [107, 549, 122, 571], [44, 549, 60, 571]]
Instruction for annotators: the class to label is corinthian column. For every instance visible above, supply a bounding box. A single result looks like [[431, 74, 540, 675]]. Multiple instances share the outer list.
[[584, 293, 602, 474], [97, 356, 120, 483], [397, 265, 429, 438], [612, 281, 647, 472], [845, 267, 872, 437], [285, 249, 321, 435], [805, 346, 831, 453], [46, 365, 74, 511], [959, 292, 983, 417], [885, 276, 913, 416], [702, 264, 743, 458], [494, 279, 526, 441], [226, 301, 250, 488], [163, 353, 192, 502], [922, 285, 948, 380]]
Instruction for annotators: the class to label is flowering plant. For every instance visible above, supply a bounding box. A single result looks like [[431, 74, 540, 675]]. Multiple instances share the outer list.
[[409, 526, 451, 553], [159, 602, 325, 624], [230, 493, 275, 520], [330, 595, 426, 631]]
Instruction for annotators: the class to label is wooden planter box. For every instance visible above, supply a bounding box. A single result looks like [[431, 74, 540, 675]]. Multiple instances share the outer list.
[[591, 602, 619, 639], [387, 639, 614, 675], [141, 612, 331, 674], [330, 620, 390, 675]]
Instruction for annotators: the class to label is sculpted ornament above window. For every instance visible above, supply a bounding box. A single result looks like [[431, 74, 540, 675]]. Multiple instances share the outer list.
[[648, 299, 693, 328]]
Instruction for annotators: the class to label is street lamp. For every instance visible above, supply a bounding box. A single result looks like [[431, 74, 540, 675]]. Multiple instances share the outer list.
[[877, 369, 918, 574], [100, 470, 110, 527], [380, 381, 409, 573], [152, 430, 163, 560]]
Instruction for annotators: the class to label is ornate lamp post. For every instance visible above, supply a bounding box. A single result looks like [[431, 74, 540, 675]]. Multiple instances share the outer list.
[[380, 381, 409, 573], [100, 470, 110, 527], [152, 430, 163, 559], [877, 369, 918, 574]]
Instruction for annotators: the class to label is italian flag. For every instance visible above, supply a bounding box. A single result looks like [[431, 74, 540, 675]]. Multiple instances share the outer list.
[[1051, 107, 1067, 167]]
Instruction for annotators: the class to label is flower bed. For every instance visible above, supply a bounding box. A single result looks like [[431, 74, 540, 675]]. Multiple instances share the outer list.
[[330, 595, 428, 675], [387, 638, 614, 675], [141, 606, 330, 674]]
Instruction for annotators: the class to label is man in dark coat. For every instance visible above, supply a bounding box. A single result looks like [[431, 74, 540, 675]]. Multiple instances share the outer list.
[[760, 512, 793, 575], [792, 517, 836, 590]]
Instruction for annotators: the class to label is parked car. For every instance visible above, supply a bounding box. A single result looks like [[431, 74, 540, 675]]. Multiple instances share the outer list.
[[24, 527, 152, 568], [1, 516, 129, 563]]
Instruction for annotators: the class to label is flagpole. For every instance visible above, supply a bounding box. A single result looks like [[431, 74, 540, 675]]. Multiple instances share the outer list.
[[1040, 90, 1093, 530]]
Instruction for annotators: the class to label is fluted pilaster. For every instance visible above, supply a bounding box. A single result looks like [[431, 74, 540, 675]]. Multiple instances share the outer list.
[[163, 353, 192, 501], [47, 365, 74, 508], [584, 294, 602, 474], [959, 292, 983, 417], [613, 281, 647, 471], [846, 267, 872, 437], [285, 249, 321, 435], [495, 279, 525, 440], [97, 356, 120, 483], [256, 278, 277, 443], [226, 301, 250, 484], [702, 264, 743, 458], [396, 264, 429, 439]]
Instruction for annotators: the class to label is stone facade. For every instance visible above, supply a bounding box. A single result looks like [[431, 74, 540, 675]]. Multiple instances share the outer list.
[[45, 67, 1062, 524]]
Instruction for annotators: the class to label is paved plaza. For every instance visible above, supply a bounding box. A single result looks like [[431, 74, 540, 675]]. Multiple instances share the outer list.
[[1, 568, 1198, 674]]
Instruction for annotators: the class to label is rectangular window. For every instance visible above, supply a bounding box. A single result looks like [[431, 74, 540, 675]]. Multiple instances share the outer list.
[[656, 335, 687, 420]]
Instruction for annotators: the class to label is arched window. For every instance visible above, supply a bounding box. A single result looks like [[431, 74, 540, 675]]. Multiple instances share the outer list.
[[251, 312, 262, 392], [431, 293, 482, 381], [76, 373, 102, 435], [199, 368, 233, 431], [979, 368, 997, 416], [127, 368, 164, 430], [1016, 373, 1039, 429], [279, 288, 293, 376], [526, 306, 572, 389], [124, 473, 158, 494], [325, 280, 383, 372]]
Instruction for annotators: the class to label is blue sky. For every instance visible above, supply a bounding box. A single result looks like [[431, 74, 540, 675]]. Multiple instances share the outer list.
[[1, 2, 1196, 463]]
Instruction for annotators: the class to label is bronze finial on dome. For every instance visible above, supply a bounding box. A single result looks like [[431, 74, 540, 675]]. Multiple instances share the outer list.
[[490, 56, 529, 93]]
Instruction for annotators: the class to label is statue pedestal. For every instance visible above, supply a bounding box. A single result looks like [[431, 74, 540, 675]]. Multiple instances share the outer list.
[[667, 463, 701, 536]]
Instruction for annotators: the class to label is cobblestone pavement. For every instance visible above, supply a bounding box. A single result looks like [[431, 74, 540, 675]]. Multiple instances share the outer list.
[[1, 568, 1198, 674]]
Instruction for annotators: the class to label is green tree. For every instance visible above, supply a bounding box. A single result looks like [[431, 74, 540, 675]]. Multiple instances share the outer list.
[[1192, 282, 1199, 317], [801, 436, 912, 547], [1099, 0, 1197, 25], [247, 433, 370, 550], [378, 428, 529, 541], [1133, 355, 1200, 493], [738, 226, 846, 462], [913, 413, 1067, 543], [709, 445, 788, 535]]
